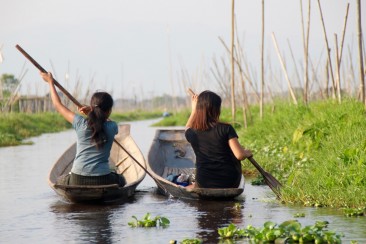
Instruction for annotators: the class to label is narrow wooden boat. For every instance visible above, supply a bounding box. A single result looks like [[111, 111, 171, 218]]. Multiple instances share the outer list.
[[48, 124, 146, 203], [147, 129, 244, 200]]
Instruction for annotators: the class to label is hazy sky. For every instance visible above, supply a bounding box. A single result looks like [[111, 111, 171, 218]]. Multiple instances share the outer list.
[[0, 0, 364, 99]]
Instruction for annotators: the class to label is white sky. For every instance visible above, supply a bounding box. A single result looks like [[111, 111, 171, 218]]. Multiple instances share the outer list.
[[0, 0, 364, 100]]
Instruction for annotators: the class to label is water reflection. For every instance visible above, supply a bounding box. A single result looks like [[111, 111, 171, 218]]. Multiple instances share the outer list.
[[183, 198, 244, 243], [49, 197, 137, 244]]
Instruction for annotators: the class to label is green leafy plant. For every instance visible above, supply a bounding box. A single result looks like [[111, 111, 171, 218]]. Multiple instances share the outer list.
[[294, 212, 306, 217], [217, 220, 344, 243], [218, 223, 246, 239], [343, 207, 365, 217], [251, 175, 266, 185], [128, 213, 170, 228], [179, 238, 202, 244], [233, 203, 241, 210]]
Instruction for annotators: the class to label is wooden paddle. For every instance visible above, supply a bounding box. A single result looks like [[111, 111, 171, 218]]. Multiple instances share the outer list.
[[187, 88, 282, 197], [15, 44, 169, 195], [247, 157, 281, 197]]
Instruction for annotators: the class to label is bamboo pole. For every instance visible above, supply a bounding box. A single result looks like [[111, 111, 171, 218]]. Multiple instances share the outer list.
[[300, 0, 311, 104], [260, 0, 265, 118], [230, 0, 236, 122], [317, 0, 336, 99], [333, 3, 350, 102], [334, 34, 341, 103], [356, 0, 365, 106], [325, 59, 330, 98], [347, 45, 356, 96], [305, 0, 311, 102], [272, 32, 298, 105], [339, 3, 350, 66], [300, 0, 306, 101]]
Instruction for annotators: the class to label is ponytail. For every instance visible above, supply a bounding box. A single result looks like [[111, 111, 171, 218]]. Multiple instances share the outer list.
[[87, 92, 114, 149]]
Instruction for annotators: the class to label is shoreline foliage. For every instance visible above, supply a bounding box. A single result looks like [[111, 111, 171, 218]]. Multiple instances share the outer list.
[[0, 110, 162, 147], [239, 98, 366, 209]]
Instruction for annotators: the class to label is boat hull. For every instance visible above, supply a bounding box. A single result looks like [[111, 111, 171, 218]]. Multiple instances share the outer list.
[[147, 129, 244, 200], [48, 124, 146, 203]]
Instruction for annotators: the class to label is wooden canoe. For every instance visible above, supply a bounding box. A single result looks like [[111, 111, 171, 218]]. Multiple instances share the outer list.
[[48, 124, 146, 203], [147, 129, 244, 200]]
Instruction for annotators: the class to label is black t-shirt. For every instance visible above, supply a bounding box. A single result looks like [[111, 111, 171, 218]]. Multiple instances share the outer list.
[[185, 123, 242, 188]]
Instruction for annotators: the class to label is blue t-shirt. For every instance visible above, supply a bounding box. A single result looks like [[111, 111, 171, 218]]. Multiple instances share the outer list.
[[71, 114, 118, 176]]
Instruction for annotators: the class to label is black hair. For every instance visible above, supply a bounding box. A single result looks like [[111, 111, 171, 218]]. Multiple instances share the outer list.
[[191, 90, 221, 130], [87, 92, 114, 149]]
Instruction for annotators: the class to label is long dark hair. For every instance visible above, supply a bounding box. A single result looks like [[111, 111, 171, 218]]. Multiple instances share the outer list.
[[191, 90, 221, 131], [87, 92, 114, 149]]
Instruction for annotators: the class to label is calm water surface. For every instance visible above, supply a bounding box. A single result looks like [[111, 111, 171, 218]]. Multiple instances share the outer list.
[[1, 119, 365, 243]]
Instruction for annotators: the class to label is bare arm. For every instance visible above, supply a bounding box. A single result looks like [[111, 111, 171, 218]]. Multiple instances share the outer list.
[[228, 137, 252, 160], [185, 89, 198, 128], [40, 72, 75, 123]]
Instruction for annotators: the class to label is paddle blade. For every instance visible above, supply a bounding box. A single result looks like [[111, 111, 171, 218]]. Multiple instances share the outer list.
[[247, 157, 282, 197], [263, 171, 282, 197]]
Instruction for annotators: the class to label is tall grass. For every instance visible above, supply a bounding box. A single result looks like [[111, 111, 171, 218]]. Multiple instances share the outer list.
[[240, 98, 366, 208]]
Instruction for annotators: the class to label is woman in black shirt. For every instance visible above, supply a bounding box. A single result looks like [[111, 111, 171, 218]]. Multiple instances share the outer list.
[[185, 90, 252, 188]]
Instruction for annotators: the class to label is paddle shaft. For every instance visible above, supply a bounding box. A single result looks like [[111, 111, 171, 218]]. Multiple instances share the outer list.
[[15, 44, 169, 194], [187, 88, 195, 96], [15, 45, 82, 108]]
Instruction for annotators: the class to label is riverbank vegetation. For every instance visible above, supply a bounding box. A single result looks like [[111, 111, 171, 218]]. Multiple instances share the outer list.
[[0, 113, 70, 146], [155, 98, 366, 209], [0, 110, 162, 147]]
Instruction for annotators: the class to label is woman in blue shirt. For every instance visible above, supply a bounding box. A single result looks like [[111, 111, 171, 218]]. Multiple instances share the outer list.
[[41, 72, 125, 186]]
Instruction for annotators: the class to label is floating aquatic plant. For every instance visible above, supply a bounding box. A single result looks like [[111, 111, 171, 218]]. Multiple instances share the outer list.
[[343, 207, 365, 217], [218, 220, 343, 243], [128, 213, 170, 228], [294, 212, 306, 217]]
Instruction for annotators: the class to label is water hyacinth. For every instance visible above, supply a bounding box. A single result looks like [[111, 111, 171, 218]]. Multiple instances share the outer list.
[[128, 213, 170, 228], [217, 220, 343, 243]]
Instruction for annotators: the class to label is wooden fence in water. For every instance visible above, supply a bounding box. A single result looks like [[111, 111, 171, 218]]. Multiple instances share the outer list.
[[1, 96, 54, 113]]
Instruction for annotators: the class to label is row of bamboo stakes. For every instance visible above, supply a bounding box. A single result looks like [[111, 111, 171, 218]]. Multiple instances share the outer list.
[[226, 0, 365, 127], [176, 0, 365, 127], [1, 1, 365, 120]]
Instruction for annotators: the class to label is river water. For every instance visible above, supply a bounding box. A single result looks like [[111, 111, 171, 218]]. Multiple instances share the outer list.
[[1, 119, 365, 243]]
